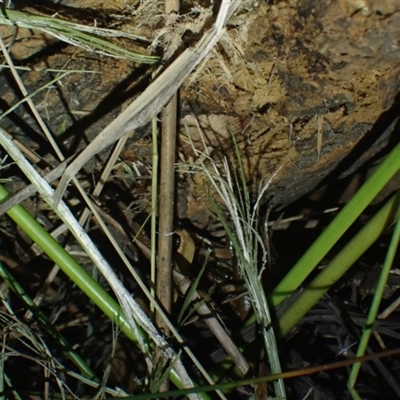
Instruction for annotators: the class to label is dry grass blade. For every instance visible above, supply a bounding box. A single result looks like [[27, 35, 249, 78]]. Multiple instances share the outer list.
[[122, 348, 400, 400], [156, 88, 178, 344], [0, 128, 210, 398], [155, 0, 180, 388], [0, 308, 70, 399], [173, 270, 250, 376], [0, 9, 158, 63], [27, 135, 130, 319], [0, 130, 216, 399], [0, 2, 243, 396], [53, 0, 243, 206], [183, 119, 286, 398], [0, 159, 68, 216], [0, 298, 130, 398], [0, 128, 168, 356]]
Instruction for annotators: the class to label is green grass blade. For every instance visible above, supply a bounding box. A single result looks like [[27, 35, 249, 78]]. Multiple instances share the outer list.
[[0, 183, 146, 347], [177, 254, 208, 326], [277, 190, 400, 338], [347, 200, 400, 395], [105, 348, 400, 399], [0, 184, 211, 399], [204, 152, 286, 397], [270, 141, 400, 307], [0, 262, 99, 381], [1, 374, 23, 400]]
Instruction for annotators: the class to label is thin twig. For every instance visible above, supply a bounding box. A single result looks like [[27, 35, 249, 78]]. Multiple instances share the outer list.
[[150, 112, 159, 308], [173, 270, 250, 376], [156, 85, 178, 332], [0, 127, 217, 397], [155, 0, 180, 392]]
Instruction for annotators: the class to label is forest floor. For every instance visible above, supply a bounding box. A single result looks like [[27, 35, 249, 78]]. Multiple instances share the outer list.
[[1, 1, 400, 399]]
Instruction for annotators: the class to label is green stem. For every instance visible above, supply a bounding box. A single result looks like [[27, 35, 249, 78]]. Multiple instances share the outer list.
[[277, 190, 400, 338], [348, 200, 400, 394], [0, 184, 210, 398], [269, 140, 400, 307], [0, 263, 99, 381], [0, 183, 144, 347]]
